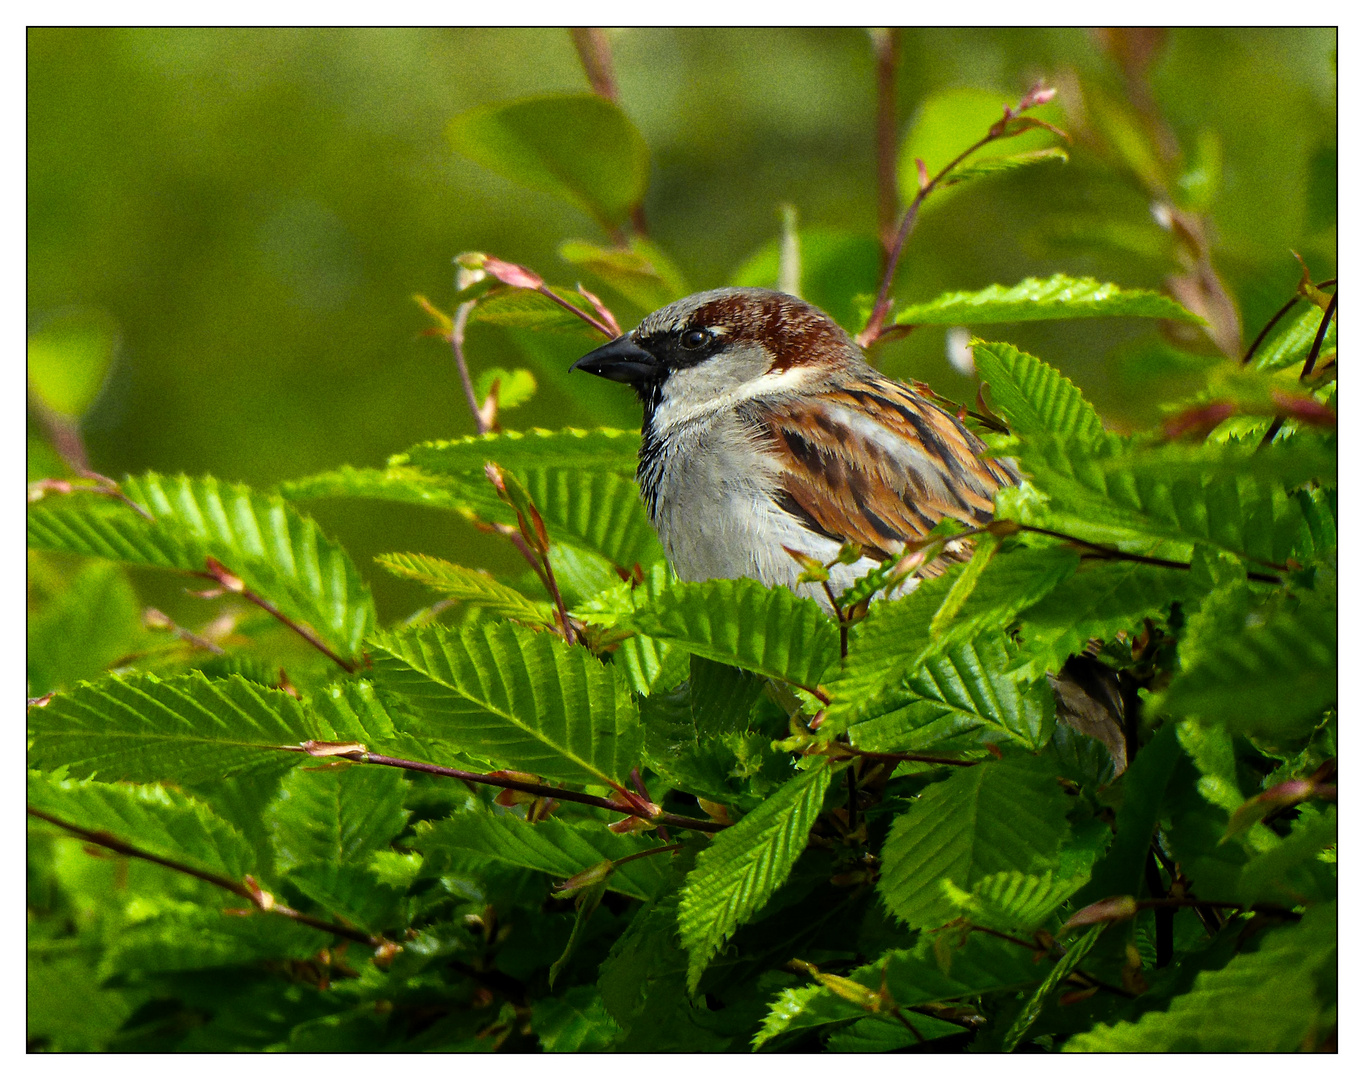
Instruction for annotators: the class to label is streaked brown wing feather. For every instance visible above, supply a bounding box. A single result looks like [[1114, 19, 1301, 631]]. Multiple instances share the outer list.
[[752, 375, 1017, 562]]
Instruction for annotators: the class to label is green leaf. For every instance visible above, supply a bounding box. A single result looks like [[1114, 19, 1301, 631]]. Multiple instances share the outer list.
[[1251, 302, 1337, 372], [28, 672, 317, 784], [559, 237, 689, 313], [624, 578, 840, 692], [689, 657, 766, 740], [1012, 562, 1198, 678], [730, 227, 882, 333], [941, 869, 1086, 933], [678, 762, 833, 989], [27, 561, 146, 696], [102, 906, 330, 976], [266, 764, 409, 872], [971, 340, 1106, 441], [1001, 922, 1103, 1051], [376, 552, 553, 626], [892, 275, 1201, 327], [27, 955, 136, 1051], [929, 532, 999, 639], [1154, 592, 1336, 739], [941, 146, 1069, 188], [27, 473, 375, 656], [827, 547, 1078, 735], [1235, 806, 1336, 907], [897, 87, 1064, 205], [280, 861, 407, 934], [28, 771, 255, 880], [846, 631, 1056, 752], [533, 985, 623, 1052], [999, 433, 1313, 565], [1064, 902, 1336, 1051], [396, 427, 640, 476], [27, 308, 117, 417], [415, 811, 674, 901], [278, 464, 473, 513], [472, 367, 537, 410], [370, 621, 641, 787], [448, 94, 648, 227], [467, 286, 599, 334], [755, 932, 1041, 1047], [878, 757, 1071, 929]]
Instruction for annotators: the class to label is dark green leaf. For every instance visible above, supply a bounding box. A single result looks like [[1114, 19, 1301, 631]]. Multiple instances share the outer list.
[[533, 985, 623, 1052], [678, 762, 833, 989], [266, 764, 409, 871], [878, 757, 1071, 929], [1064, 902, 1336, 1051]]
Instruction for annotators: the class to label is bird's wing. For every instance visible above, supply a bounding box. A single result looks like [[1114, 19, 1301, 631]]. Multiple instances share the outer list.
[[750, 376, 1017, 562]]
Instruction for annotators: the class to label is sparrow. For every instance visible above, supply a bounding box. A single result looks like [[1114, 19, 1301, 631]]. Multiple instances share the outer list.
[[570, 287, 1019, 607]]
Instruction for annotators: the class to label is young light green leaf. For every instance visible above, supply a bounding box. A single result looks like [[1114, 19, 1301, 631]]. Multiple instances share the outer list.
[[891, 275, 1202, 326], [1153, 592, 1335, 739], [1001, 923, 1103, 1051], [678, 762, 833, 990], [28, 473, 374, 656], [559, 237, 689, 313], [846, 631, 1056, 752], [395, 427, 641, 476], [929, 532, 1000, 639], [370, 621, 641, 788], [415, 811, 674, 901], [448, 94, 648, 227], [28, 672, 316, 784], [1234, 806, 1336, 908], [27, 561, 147, 696], [621, 579, 840, 692], [28, 771, 256, 881], [940, 146, 1069, 188], [971, 340, 1106, 441], [1064, 902, 1336, 1051], [467, 287, 600, 334], [878, 757, 1071, 929], [376, 552, 554, 626], [472, 367, 538, 411], [1251, 303, 1337, 372]]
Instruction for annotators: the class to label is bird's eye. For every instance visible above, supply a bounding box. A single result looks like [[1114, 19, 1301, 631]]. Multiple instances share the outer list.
[[680, 328, 712, 350]]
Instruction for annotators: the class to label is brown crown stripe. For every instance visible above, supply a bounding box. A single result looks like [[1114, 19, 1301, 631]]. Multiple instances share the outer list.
[[692, 293, 856, 374]]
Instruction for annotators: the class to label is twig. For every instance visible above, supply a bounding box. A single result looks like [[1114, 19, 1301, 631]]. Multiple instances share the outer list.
[[1012, 524, 1285, 583], [870, 28, 901, 270], [848, 749, 981, 768], [1241, 294, 1300, 365], [858, 84, 1061, 347], [612, 843, 684, 869], [284, 743, 726, 833], [28, 807, 383, 948], [535, 282, 618, 338], [1298, 291, 1336, 380], [568, 27, 645, 240], [631, 767, 669, 842], [450, 300, 486, 434], [200, 557, 358, 673]]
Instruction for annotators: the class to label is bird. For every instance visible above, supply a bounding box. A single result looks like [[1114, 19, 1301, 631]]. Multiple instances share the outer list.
[[571, 286, 1128, 771], [570, 286, 1019, 607]]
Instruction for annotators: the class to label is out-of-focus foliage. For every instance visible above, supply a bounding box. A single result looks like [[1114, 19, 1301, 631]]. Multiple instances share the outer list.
[[28, 28, 1335, 1054]]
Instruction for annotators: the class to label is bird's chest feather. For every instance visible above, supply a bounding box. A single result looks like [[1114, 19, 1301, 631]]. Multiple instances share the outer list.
[[638, 408, 878, 600]]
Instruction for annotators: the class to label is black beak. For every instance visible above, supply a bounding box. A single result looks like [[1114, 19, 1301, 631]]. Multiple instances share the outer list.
[[570, 336, 658, 385]]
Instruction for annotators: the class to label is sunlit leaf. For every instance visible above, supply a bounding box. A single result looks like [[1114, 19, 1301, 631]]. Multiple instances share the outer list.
[[892, 275, 1201, 327]]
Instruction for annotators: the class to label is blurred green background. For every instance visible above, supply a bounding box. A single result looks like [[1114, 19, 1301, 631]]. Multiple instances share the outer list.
[[28, 27, 1336, 622]]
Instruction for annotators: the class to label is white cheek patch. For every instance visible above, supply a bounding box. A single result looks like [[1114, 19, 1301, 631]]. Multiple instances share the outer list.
[[655, 360, 817, 432]]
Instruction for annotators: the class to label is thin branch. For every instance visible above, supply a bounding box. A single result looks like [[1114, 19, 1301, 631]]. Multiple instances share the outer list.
[[1013, 524, 1285, 582], [535, 283, 618, 338], [870, 28, 901, 269], [848, 749, 981, 768], [612, 843, 684, 869], [450, 300, 485, 434], [200, 557, 358, 673], [858, 84, 1061, 347], [1241, 294, 1300, 365], [1298, 291, 1336, 380], [285, 743, 726, 833], [28, 807, 382, 948]]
